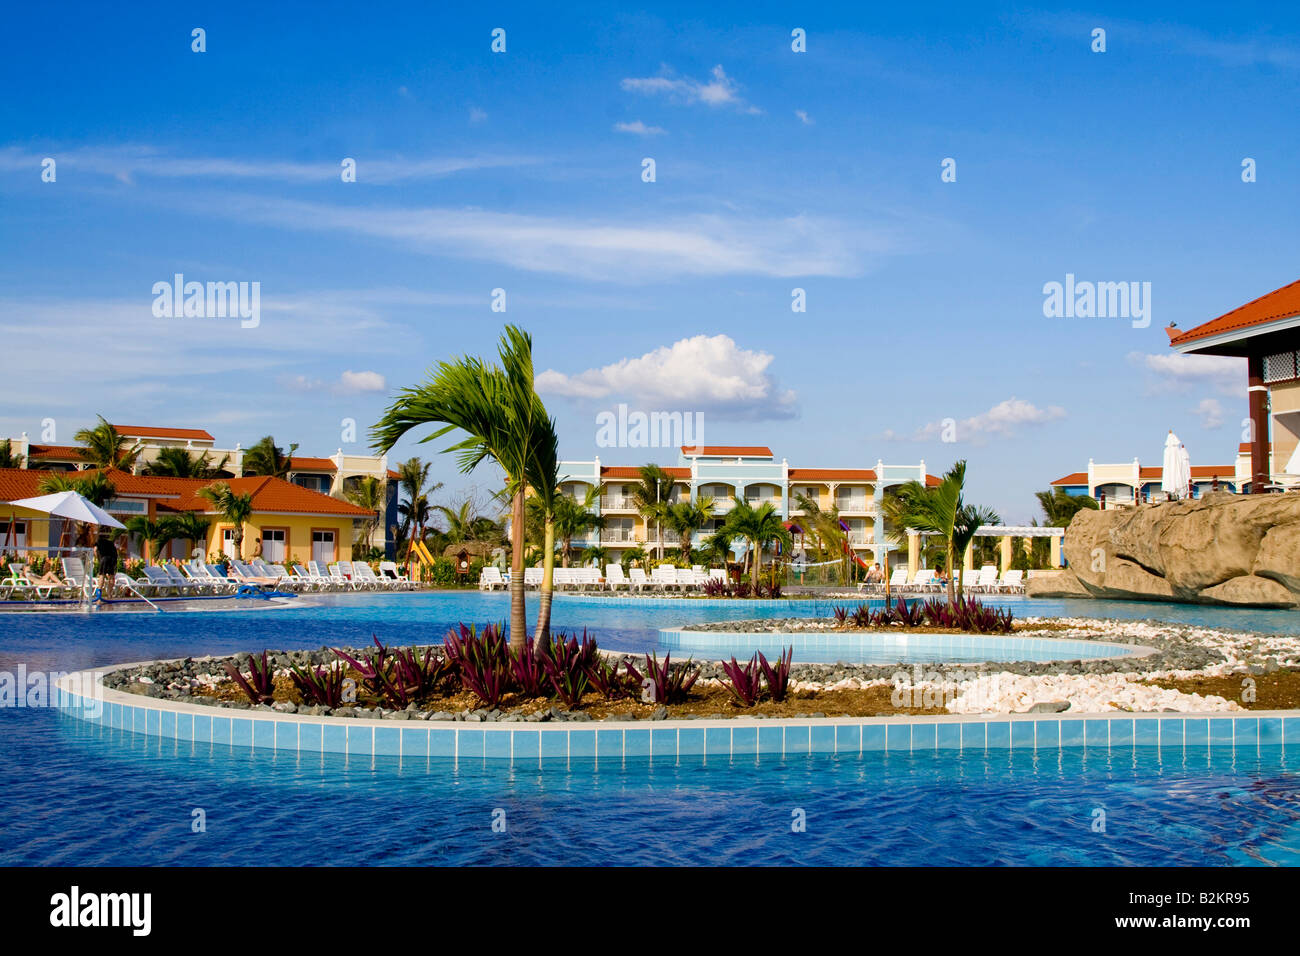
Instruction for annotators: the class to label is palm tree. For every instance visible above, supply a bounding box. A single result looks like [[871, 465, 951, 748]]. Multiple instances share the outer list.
[[74, 416, 142, 471], [1035, 487, 1098, 527], [343, 476, 385, 555], [722, 498, 792, 584], [197, 482, 254, 560], [620, 545, 647, 571], [242, 435, 298, 478], [0, 439, 24, 468], [793, 491, 852, 582], [124, 517, 166, 564], [666, 496, 714, 560], [699, 530, 734, 570], [144, 446, 229, 478], [581, 544, 609, 568], [552, 486, 603, 567], [160, 511, 211, 561], [632, 464, 677, 561], [372, 325, 551, 653], [952, 503, 1001, 602], [395, 458, 442, 556]]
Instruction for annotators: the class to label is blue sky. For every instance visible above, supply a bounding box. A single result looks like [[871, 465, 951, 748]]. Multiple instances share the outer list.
[[2, 1, 1298, 522]]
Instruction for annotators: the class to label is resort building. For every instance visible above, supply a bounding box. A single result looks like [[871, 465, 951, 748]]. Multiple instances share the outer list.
[[1166, 277, 1300, 490], [3, 423, 399, 556], [1050, 445, 1253, 507], [0, 468, 374, 564], [556, 445, 936, 566]]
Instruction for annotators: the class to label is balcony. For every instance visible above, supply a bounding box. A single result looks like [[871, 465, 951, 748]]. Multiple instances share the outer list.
[[600, 495, 638, 511], [835, 498, 872, 514], [600, 527, 640, 543], [745, 497, 781, 509]]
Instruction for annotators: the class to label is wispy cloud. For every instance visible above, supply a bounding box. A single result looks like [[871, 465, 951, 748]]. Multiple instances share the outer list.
[[885, 398, 1066, 443], [1127, 351, 1244, 395], [197, 194, 883, 281], [613, 120, 666, 136], [1192, 397, 1225, 429], [283, 369, 388, 395], [0, 146, 536, 185], [621, 65, 760, 114], [536, 334, 797, 420], [795, 110, 814, 126]]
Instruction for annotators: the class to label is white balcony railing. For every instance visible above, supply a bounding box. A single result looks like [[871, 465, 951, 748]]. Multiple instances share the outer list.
[[600, 495, 637, 511], [600, 527, 640, 543]]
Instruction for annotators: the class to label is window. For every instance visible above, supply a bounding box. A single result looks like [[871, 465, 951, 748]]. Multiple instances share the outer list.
[[262, 528, 287, 562], [221, 528, 239, 558], [311, 530, 336, 564], [1264, 350, 1300, 384]]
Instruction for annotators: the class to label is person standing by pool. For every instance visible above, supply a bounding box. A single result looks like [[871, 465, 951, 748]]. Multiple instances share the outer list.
[[95, 531, 118, 599], [251, 536, 263, 559]]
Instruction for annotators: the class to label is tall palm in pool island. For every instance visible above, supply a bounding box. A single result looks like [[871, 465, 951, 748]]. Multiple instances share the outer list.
[[884, 460, 998, 603], [371, 325, 558, 651], [723, 498, 791, 585]]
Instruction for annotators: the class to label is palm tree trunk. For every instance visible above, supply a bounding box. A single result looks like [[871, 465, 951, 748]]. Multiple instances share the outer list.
[[509, 488, 527, 653], [752, 539, 762, 582], [956, 546, 965, 603], [535, 517, 556, 648], [946, 539, 956, 604]]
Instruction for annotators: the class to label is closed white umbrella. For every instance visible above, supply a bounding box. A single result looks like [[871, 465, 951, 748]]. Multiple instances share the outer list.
[[5, 490, 126, 529], [1160, 431, 1182, 499], [1177, 443, 1192, 498]]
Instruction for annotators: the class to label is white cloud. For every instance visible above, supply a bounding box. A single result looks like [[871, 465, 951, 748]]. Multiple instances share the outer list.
[[536, 334, 797, 420], [1127, 351, 1244, 395], [203, 195, 881, 281], [613, 120, 666, 136], [621, 65, 760, 113], [795, 110, 814, 125], [469, 107, 488, 124], [1193, 397, 1225, 429], [887, 398, 1066, 443], [0, 146, 535, 185], [340, 370, 387, 393]]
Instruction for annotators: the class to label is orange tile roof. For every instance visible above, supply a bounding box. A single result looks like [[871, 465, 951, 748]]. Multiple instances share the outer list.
[[1167, 278, 1300, 347], [787, 468, 877, 481], [111, 424, 215, 441], [26, 444, 88, 461], [600, 465, 690, 480], [288, 456, 337, 471], [1050, 472, 1089, 486], [679, 445, 773, 457], [0, 468, 371, 517]]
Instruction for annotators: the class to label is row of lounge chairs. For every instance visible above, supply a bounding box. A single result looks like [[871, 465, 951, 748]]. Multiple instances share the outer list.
[[479, 564, 730, 593], [858, 566, 1025, 594], [0, 557, 417, 600]]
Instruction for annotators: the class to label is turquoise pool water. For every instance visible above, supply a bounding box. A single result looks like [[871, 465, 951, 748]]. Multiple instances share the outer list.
[[3, 590, 1299, 867]]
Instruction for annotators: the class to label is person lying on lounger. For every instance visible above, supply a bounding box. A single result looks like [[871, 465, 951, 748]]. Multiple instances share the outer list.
[[27, 569, 64, 588]]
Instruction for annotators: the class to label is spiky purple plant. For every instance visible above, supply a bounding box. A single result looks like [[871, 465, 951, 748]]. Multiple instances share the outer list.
[[758, 647, 793, 702], [224, 651, 275, 705]]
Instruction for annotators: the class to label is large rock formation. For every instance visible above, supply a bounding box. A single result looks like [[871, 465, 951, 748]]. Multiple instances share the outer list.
[[1053, 492, 1300, 607]]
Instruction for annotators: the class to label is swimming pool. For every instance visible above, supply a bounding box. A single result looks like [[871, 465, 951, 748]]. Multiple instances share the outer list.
[[3, 590, 1299, 867]]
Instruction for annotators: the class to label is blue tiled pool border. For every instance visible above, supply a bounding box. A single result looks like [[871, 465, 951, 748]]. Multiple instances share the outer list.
[[658, 628, 1155, 662], [55, 667, 1299, 765]]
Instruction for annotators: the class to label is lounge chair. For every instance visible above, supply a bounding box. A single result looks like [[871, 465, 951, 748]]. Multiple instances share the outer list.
[[478, 566, 507, 591], [606, 564, 630, 591], [307, 561, 337, 590], [651, 565, 680, 592], [523, 567, 543, 589], [378, 561, 413, 589], [996, 569, 1025, 593], [628, 568, 650, 592], [910, 569, 938, 593]]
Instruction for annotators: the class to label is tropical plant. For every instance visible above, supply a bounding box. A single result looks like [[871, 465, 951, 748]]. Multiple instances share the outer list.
[[619, 546, 647, 571], [758, 648, 793, 702], [538, 631, 595, 707], [395, 458, 443, 560], [625, 651, 699, 705], [37, 470, 117, 506], [144, 446, 229, 478], [196, 482, 254, 560], [586, 653, 639, 700], [699, 530, 733, 569], [442, 622, 511, 707], [372, 325, 553, 652], [289, 660, 348, 708], [721, 497, 792, 584], [1035, 487, 1099, 527], [344, 476, 386, 551], [0, 439, 24, 469], [720, 653, 764, 707], [508, 636, 549, 698], [241, 435, 298, 478], [666, 496, 714, 559], [158, 511, 211, 561], [74, 416, 142, 471], [223, 651, 276, 705], [631, 464, 678, 561], [580, 543, 609, 568], [124, 516, 166, 564], [951, 502, 1000, 602]]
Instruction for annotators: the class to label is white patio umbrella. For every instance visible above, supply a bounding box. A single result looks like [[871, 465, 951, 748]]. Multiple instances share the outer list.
[[5, 490, 126, 530], [1177, 443, 1192, 498], [1160, 431, 1183, 499]]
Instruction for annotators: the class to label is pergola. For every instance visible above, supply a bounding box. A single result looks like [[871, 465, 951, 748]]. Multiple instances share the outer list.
[[903, 525, 1065, 578], [1167, 279, 1300, 491]]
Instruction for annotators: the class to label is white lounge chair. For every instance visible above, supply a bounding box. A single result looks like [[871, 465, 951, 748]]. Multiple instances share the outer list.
[[628, 568, 650, 592], [478, 566, 507, 591], [606, 564, 630, 591], [378, 561, 413, 589], [523, 567, 543, 589], [651, 565, 680, 592], [996, 569, 1025, 593]]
